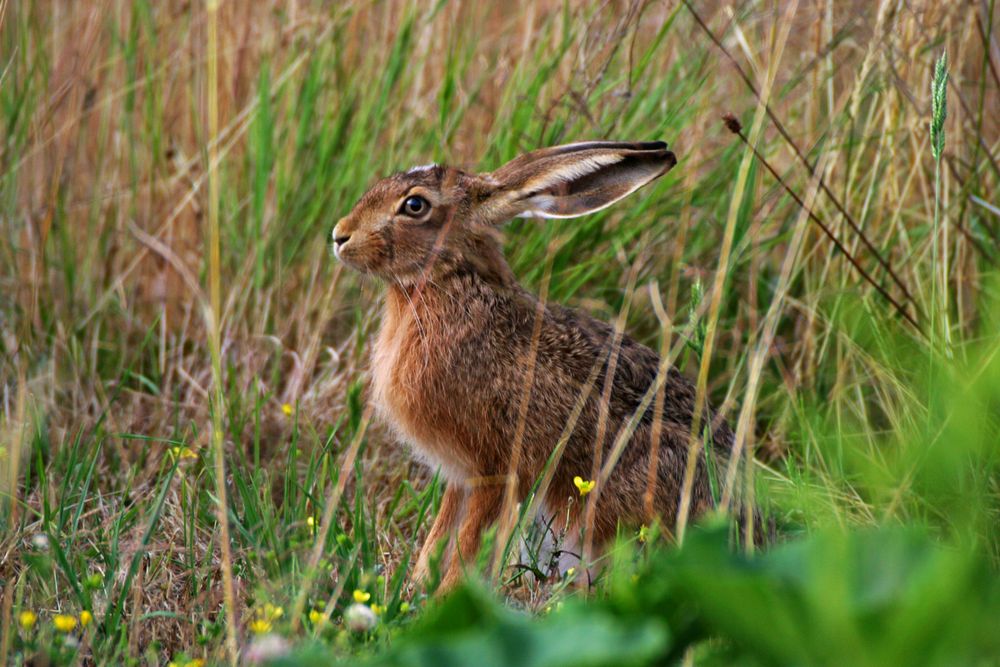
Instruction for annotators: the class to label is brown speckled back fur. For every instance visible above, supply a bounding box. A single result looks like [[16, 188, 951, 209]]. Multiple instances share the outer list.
[[332, 141, 734, 590]]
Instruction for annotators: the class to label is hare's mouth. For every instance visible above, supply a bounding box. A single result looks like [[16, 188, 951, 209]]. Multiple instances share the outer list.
[[333, 237, 391, 276], [333, 245, 368, 272]]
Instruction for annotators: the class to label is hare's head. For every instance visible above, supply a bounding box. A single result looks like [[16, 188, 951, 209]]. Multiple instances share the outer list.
[[332, 141, 676, 285]]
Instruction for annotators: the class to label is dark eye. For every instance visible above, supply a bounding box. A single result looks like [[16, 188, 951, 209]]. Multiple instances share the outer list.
[[400, 195, 430, 217]]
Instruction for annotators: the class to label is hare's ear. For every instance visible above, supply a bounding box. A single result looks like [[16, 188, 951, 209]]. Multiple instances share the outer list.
[[482, 141, 676, 222]]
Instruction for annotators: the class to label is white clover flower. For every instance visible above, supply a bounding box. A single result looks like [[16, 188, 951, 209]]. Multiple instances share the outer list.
[[244, 634, 290, 664], [344, 603, 377, 633]]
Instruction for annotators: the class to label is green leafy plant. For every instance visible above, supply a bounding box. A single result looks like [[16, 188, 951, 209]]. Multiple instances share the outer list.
[[274, 525, 1000, 667]]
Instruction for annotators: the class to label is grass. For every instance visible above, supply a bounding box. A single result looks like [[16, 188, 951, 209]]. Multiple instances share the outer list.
[[1, 1, 999, 665]]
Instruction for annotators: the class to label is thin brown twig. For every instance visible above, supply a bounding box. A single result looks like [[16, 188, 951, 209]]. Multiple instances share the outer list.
[[682, 0, 918, 311], [722, 113, 923, 333]]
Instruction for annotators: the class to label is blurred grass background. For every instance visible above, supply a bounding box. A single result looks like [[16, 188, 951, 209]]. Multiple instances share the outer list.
[[0, 0, 998, 665]]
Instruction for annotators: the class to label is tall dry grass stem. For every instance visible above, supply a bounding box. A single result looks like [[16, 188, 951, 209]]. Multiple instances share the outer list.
[[643, 283, 671, 521], [675, 6, 790, 541], [204, 1, 239, 663], [719, 153, 827, 518], [582, 256, 640, 566], [494, 253, 553, 579]]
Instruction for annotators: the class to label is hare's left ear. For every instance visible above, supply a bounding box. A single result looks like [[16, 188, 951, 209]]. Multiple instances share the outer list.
[[480, 141, 677, 223]]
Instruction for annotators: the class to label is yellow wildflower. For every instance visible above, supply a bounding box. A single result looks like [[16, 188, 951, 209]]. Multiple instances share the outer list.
[[187, 660, 206, 667], [249, 618, 272, 635], [168, 446, 198, 461], [281, 403, 293, 416], [53, 614, 78, 632], [352, 589, 370, 603], [370, 603, 384, 615], [262, 603, 284, 620], [566, 566, 576, 578], [18, 610, 37, 630], [638, 524, 649, 543], [80, 610, 94, 627], [573, 476, 596, 496], [399, 602, 410, 613], [308, 609, 324, 625]]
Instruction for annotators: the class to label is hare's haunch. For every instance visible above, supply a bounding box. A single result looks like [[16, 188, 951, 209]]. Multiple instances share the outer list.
[[333, 141, 733, 590]]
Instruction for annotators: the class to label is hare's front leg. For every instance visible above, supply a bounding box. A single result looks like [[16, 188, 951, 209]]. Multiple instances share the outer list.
[[440, 485, 504, 591], [413, 483, 466, 584]]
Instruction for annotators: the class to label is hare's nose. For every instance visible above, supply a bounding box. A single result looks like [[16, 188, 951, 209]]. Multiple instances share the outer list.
[[332, 218, 352, 251]]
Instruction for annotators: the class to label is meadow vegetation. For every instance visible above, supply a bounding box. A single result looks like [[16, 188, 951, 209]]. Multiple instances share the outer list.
[[1, 1, 998, 665]]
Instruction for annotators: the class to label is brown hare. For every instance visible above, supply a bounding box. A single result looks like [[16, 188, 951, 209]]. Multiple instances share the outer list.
[[332, 141, 734, 590]]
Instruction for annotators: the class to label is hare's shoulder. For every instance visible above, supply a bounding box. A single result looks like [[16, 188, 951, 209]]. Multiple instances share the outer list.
[[541, 301, 660, 382], [541, 302, 713, 431]]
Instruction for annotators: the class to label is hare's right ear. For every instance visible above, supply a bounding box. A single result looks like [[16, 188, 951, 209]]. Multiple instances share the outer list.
[[479, 141, 676, 223]]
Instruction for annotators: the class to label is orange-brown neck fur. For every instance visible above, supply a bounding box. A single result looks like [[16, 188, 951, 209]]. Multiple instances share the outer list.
[[372, 268, 518, 484]]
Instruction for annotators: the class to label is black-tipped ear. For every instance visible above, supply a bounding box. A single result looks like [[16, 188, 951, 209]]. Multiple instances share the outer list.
[[483, 141, 677, 222]]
